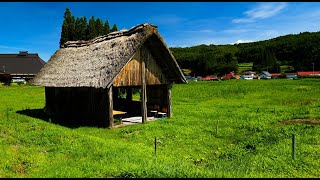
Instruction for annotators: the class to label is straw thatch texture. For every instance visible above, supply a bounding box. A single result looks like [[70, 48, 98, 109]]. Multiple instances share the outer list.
[[31, 23, 186, 88]]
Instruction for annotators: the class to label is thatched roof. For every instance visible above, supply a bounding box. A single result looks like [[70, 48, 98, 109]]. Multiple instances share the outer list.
[[31, 23, 186, 88]]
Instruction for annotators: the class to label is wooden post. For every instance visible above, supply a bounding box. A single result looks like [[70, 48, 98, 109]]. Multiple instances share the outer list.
[[167, 84, 172, 118], [140, 48, 147, 123], [107, 86, 114, 128]]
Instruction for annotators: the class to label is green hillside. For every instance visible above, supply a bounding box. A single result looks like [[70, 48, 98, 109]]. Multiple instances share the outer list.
[[170, 31, 320, 76]]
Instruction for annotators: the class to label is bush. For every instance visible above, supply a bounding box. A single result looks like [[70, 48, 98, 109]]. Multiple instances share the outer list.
[[0, 73, 12, 85]]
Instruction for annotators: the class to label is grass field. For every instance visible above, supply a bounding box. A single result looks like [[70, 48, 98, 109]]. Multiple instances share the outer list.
[[1, 79, 320, 177]]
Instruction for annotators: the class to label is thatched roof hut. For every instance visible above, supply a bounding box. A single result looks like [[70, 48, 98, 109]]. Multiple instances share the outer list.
[[31, 23, 186, 128]]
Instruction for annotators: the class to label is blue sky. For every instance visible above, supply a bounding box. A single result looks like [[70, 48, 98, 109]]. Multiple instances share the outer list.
[[1, 2, 320, 61]]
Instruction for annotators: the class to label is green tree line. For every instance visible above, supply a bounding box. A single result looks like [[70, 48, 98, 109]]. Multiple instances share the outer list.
[[60, 7, 118, 47], [170, 31, 320, 76]]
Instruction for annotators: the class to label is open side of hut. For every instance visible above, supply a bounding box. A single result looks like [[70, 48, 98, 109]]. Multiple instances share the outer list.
[[31, 23, 186, 127]]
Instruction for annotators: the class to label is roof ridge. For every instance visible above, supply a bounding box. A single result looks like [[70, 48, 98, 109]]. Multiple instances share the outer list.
[[63, 23, 157, 48]]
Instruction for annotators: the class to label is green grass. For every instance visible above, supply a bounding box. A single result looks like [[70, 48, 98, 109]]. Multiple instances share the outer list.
[[1, 79, 320, 177]]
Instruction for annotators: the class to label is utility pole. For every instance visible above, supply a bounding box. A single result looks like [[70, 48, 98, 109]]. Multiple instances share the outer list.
[[312, 63, 315, 75]]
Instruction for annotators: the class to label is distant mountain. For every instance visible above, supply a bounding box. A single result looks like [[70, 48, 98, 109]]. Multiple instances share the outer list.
[[169, 31, 320, 76]]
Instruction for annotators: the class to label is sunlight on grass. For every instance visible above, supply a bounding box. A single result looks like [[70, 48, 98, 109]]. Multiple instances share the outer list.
[[0, 79, 320, 177]]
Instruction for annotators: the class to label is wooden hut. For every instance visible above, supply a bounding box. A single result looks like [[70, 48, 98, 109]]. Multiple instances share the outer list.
[[31, 23, 186, 127]]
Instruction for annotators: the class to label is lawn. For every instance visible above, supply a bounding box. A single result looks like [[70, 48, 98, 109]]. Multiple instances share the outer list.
[[0, 79, 320, 177]]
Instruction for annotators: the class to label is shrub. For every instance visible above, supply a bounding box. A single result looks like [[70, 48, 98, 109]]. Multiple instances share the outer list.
[[0, 73, 12, 85]]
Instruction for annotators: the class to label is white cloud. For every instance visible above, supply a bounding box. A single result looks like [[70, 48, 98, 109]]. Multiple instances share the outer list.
[[233, 2, 288, 23], [0, 45, 23, 50], [232, 18, 255, 23], [181, 29, 215, 33], [232, 40, 254, 44], [223, 28, 256, 33]]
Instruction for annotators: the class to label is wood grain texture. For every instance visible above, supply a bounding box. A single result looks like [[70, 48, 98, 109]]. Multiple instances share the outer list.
[[113, 44, 168, 87]]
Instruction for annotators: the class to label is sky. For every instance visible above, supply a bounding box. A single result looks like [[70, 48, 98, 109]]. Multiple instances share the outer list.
[[1, 2, 320, 61]]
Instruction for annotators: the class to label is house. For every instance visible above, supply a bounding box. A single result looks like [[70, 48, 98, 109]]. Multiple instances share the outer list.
[[243, 71, 256, 76], [285, 73, 298, 79], [222, 71, 239, 80], [297, 71, 320, 77], [270, 73, 281, 79], [240, 74, 253, 80], [185, 75, 197, 82], [199, 75, 219, 81], [0, 51, 45, 82], [31, 23, 186, 128], [260, 71, 272, 79], [242, 70, 257, 79]]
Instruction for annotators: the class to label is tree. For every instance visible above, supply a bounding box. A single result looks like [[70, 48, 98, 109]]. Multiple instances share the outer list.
[[59, 7, 75, 47], [87, 16, 97, 40], [103, 20, 110, 35], [74, 17, 81, 40], [79, 17, 88, 40], [95, 18, 104, 37], [111, 24, 118, 32], [69, 15, 75, 41]]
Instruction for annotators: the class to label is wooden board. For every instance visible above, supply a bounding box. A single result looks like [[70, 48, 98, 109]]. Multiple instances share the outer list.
[[113, 44, 168, 87], [113, 110, 127, 115]]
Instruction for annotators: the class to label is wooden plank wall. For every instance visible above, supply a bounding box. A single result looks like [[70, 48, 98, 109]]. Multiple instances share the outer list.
[[113, 44, 168, 87], [44, 87, 110, 127]]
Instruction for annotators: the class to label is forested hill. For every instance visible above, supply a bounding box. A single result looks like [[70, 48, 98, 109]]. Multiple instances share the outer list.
[[169, 31, 320, 76]]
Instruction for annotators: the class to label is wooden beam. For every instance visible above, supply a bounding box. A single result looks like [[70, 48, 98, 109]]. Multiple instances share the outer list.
[[140, 47, 147, 123], [167, 84, 172, 118], [107, 86, 114, 128]]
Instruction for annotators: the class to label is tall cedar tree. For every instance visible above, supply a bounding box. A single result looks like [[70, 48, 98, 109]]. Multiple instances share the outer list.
[[70, 15, 75, 41], [60, 7, 74, 47], [74, 17, 81, 40], [111, 24, 118, 32], [95, 18, 104, 37], [87, 16, 97, 40], [103, 20, 110, 35], [79, 17, 88, 40]]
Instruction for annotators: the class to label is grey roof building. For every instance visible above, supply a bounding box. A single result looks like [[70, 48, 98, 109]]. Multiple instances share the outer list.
[[0, 51, 45, 80]]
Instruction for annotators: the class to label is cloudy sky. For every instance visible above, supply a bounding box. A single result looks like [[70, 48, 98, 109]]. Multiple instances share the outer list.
[[1, 2, 320, 61]]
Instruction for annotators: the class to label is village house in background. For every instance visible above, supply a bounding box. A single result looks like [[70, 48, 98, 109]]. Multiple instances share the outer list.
[[259, 71, 272, 79], [297, 71, 320, 77], [0, 51, 45, 83], [31, 23, 186, 128], [285, 72, 298, 79]]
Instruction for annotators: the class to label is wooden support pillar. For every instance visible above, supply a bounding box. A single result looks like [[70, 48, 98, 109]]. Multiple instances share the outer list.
[[107, 86, 114, 128], [167, 84, 172, 118], [140, 48, 147, 123]]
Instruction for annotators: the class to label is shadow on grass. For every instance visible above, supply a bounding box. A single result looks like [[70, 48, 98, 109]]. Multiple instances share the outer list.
[[16, 108, 107, 128]]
